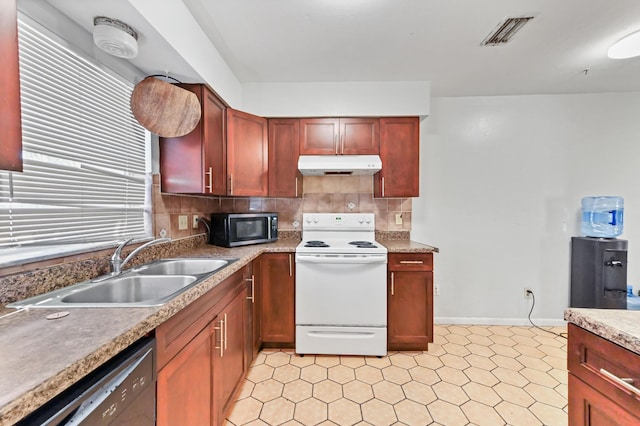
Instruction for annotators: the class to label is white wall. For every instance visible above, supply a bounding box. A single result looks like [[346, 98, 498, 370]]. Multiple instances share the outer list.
[[412, 93, 640, 325]]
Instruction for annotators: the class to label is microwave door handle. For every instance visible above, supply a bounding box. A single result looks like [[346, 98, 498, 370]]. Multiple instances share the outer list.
[[268, 217, 272, 239]]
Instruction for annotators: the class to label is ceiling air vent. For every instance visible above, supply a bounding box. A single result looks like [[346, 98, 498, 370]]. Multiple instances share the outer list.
[[482, 17, 533, 46]]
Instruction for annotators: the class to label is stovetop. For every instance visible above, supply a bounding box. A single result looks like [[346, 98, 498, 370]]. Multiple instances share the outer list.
[[297, 213, 386, 255]]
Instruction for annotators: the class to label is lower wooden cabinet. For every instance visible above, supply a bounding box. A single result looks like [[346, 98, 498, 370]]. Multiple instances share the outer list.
[[568, 323, 640, 424], [259, 253, 295, 346], [387, 253, 434, 351]]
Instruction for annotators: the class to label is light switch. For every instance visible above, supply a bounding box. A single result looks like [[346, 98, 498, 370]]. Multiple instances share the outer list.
[[178, 215, 188, 230]]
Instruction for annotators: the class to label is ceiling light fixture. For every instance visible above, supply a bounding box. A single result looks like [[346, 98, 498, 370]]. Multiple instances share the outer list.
[[93, 16, 139, 59], [608, 30, 640, 59], [482, 17, 534, 46]]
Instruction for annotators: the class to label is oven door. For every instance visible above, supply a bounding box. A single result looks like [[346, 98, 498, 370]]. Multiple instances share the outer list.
[[295, 253, 387, 327]]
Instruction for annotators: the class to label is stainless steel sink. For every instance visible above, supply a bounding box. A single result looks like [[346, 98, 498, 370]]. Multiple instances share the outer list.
[[6, 257, 237, 308]]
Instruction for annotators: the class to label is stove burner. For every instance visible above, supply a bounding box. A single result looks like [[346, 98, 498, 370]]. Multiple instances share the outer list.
[[349, 241, 378, 248], [305, 240, 329, 248]]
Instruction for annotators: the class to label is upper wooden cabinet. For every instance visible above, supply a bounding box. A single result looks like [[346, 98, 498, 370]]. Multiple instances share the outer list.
[[0, 0, 23, 172], [268, 118, 301, 198], [227, 108, 268, 196], [300, 118, 379, 155], [159, 84, 226, 195], [374, 117, 420, 198]]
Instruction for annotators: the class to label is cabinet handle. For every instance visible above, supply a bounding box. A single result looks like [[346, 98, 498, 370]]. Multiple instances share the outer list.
[[246, 275, 255, 303], [205, 167, 213, 192], [400, 260, 424, 264], [381, 177, 385, 197], [223, 313, 228, 351], [391, 272, 395, 296], [295, 177, 298, 197], [335, 134, 338, 154], [289, 254, 293, 277], [600, 368, 640, 397], [228, 175, 233, 195], [214, 319, 224, 357]]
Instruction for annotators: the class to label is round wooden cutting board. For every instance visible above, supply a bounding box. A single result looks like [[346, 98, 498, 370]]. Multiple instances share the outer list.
[[130, 76, 201, 137]]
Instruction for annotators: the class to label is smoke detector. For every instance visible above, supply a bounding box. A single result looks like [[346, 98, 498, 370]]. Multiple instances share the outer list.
[[93, 16, 139, 58], [482, 17, 533, 46]]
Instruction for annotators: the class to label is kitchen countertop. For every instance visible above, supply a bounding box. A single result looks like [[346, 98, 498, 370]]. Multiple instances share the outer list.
[[0, 238, 438, 425], [564, 307, 640, 355]]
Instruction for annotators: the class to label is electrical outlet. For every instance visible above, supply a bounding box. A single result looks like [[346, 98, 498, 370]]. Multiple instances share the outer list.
[[524, 287, 533, 299], [192, 215, 199, 229], [434, 284, 440, 296], [395, 213, 403, 225], [178, 215, 188, 230]]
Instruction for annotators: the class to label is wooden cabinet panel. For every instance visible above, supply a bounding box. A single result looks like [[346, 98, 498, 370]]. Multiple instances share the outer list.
[[259, 253, 295, 345], [160, 84, 226, 195], [0, 0, 23, 172], [157, 323, 213, 426], [387, 253, 433, 351], [569, 374, 640, 425], [268, 118, 301, 197], [375, 117, 420, 198], [244, 261, 259, 368], [227, 108, 268, 196], [300, 118, 379, 155]]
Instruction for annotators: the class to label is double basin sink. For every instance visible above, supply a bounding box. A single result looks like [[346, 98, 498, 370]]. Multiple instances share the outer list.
[[7, 258, 237, 309]]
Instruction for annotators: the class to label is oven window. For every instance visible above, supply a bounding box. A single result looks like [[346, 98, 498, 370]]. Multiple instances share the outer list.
[[234, 219, 265, 240]]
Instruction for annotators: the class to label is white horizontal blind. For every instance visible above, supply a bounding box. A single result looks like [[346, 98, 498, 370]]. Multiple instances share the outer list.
[[0, 18, 148, 249]]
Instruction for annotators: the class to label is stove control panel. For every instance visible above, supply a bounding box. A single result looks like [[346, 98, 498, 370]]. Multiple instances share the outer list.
[[302, 213, 375, 230]]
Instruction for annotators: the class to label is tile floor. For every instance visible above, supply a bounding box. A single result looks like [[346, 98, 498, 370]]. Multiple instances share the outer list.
[[226, 325, 568, 426]]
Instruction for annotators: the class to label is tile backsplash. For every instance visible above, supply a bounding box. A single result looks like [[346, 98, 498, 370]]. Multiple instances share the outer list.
[[153, 174, 412, 239]]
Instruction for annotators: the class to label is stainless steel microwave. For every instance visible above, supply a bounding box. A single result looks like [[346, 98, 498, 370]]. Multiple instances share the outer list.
[[209, 212, 278, 247]]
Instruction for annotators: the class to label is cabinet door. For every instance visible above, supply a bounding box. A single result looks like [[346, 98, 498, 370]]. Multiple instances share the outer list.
[[213, 289, 246, 425], [569, 374, 640, 425], [0, 0, 22, 172], [157, 323, 213, 426], [227, 108, 268, 196], [388, 269, 433, 351], [300, 118, 339, 155], [260, 253, 295, 345], [160, 84, 226, 195], [340, 118, 379, 155], [268, 118, 301, 197], [375, 117, 420, 198]]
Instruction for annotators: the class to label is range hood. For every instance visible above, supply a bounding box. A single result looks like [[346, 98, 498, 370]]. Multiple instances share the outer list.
[[298, 155, 382, 176]]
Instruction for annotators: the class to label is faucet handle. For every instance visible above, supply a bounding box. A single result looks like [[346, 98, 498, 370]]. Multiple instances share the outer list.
[[112, 238, 134, 261]]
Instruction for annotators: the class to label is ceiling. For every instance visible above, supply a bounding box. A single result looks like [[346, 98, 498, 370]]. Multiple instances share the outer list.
[[43, 0, 640, 97]]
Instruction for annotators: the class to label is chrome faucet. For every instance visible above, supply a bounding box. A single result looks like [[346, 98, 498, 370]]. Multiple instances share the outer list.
[[111, 238, 171, 274]]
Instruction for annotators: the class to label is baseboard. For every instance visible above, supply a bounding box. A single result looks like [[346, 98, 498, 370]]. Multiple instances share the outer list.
[[434, 316, 567, 327]]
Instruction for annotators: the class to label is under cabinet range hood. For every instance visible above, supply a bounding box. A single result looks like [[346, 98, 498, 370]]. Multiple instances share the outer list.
[[298, 155, 382, 176]]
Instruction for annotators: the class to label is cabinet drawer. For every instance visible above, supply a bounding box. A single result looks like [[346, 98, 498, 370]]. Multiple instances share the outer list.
[[568, 323, 640, 417], [388, 253, 433, 271]]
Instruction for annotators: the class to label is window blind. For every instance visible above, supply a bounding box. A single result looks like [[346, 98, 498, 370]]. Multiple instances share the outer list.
[[0, 17, 149, 250]]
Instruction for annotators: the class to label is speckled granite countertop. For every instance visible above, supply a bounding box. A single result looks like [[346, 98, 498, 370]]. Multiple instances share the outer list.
[[0, 238, 437, 425], [564, 308, 640, 355]]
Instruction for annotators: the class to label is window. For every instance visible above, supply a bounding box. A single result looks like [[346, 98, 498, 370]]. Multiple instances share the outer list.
[[0, 16, 150, 267]]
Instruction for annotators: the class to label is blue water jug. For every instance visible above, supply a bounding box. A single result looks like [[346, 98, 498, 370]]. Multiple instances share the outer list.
[[581, 196, 624, 238]]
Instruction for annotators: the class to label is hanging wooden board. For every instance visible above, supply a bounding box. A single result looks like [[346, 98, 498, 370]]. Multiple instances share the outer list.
[[130, 76, 201, 137]]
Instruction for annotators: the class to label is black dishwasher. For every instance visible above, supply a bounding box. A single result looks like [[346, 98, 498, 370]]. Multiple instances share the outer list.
[[17, 336, 156, 425]]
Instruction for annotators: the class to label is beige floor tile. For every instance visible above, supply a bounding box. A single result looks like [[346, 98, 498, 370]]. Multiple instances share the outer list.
[[511, 334, 539, 347], [253, 352, 267, 365], [464, 366, 499, 386], [468, 325, 493, 336], [445, 333, 472, 346], [524, 383, 567, 408], [462, 382, 502, 407], [464, 353, 497, 371], [343, 380, 374, 403], [282, 380, 313, 403], [534, 334, 565, 348], [294, 397, 328, 425], [260, 397, 295, 425], [414, 353, 444, 369], [365, 356, 392, 368], [516, 354, 552, 371], [381, 365, 412, 385], [520, 367, 560, 388], [555, 383, 568, 400], [361, 399, 398, 426], [280, 421, 304, 426], [488, 326, 515, 337], [467, 333, 495, 346], [273, 364, 301, 384], [494, 382, 535, 407], [290, 354, 315, 367], [373, 380, 405, 404], [440, 353, 471, 369], [247, 364, 275, 383], [466, 343, 496, 357], [433, 381, 470, 405], [461, 400, 507, 426], [301, 364, 328, 383], [529, 401, 569, 425], [340, 355, 366, 368], [436, 365, 470, 386], [265, 351, 292, 367], [328, 364, 356, 384], [355, 365, 384, 384], [252, 379, 284, 402], [509, 327, 537, 337], [542, 354, 567, 370], [402, 381, 437, 405], [490, 354, 525, 371], [241, 419, 269, 426], [490, 343, 521, 357], [442, 342, 471, 356], [537, 345, 566, 359], [408, 365, 440, 385], [490, 334, 518, 347], [548, 368, 568, 385], [389, 353, 418, 369], [427, 399, 469, 426], [237, 380, 255, 400], [448, 325, 472, 336], [393, 399, 432, 425], [495, 401, 543, 426], [228, 397, 262, 425], [313, 379, 343, 403], [328, 399, 362, 426], [315, 355, 341, 368], [424, 343, 446, 356], [513, 344, 546, 358]]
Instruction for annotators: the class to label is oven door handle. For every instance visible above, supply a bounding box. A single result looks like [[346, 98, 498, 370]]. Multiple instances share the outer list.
[[296, 254, 387, 264]]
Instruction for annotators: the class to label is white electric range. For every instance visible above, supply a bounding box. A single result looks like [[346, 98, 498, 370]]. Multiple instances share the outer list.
[[295, 213, 388, 356]]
